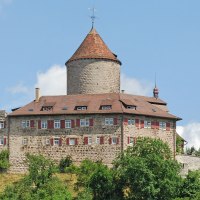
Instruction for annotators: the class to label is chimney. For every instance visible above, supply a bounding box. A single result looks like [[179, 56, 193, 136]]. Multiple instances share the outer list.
[[35, 88, 40, 103]]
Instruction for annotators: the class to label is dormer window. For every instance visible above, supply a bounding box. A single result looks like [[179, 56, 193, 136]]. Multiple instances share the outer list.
[[40, 102, 55, 111], [76, 106, 87, 111], [120, 99, 137, 110], [101, 105, 112, 110], [126, 105, 136, 110]]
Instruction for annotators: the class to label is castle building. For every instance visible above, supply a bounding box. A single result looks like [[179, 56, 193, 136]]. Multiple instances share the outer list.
[[7, 27, 181, 173], [0, 110, 7, 152]]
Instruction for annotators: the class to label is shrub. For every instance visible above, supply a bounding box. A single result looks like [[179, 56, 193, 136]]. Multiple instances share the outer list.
[[59, 156, 73, 173], [0, 150, 9, 173]]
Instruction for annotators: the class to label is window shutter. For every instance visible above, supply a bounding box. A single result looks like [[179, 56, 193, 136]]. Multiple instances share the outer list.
[[71, 120, 75, 128], [59, 138, 62, 146], [109, 137, 112, 145], [114, 118, 118, 125], [89, 119, 94, 127], [38, 120, 41, 129], [48, 120, 54, 129], [50, 138, 54, 146], [75, 138, 78, 145], [4, 138, 6, 145], [151, 121, 155, 129], [166, 122, 170, 131], [76, 119, 80, 127], [4, 121, 6, 128], [117, 137, 120, 145], [127, 137, 130, 144], [84, 137, 88, 145], [66, 138, 69, 145], [135, 119, 139, 128], [60, 120, 65, 129], [140, 120, 144, 129], [134, 137, 137, 144], [156, 122, 159, 129], [30, 120, 34, 128], [124, 118, 128, 125], [100, 136, 104, 144]]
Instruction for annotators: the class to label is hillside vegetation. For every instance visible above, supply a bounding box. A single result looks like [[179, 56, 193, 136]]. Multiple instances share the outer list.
[[0, 138, 200, 200]]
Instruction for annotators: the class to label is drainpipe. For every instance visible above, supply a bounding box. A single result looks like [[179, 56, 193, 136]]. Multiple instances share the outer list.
[[120, 114, 124, 153]]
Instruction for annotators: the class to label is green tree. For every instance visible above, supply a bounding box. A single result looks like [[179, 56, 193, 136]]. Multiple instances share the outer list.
[[0, 150, 9, 173], [0, 154, 72, 200], [113, 137, 182, 200], [179, 170, 200, 199]]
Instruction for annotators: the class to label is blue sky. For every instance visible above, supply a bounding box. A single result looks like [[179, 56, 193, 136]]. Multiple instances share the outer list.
[[0, 0, 200, 148]]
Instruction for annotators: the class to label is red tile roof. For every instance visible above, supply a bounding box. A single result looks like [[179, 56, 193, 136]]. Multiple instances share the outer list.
[[66, 28, 121, 65], [9, 93, 181, 120]]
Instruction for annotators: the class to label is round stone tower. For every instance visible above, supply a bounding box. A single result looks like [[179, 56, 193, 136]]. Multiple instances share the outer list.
[[65, 28, 121, 95]]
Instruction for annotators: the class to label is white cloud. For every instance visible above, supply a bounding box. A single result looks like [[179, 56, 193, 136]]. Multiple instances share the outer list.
[[35, 65, 66, 96], [177, 123, 200, 149], [121, 73, 152, 96], [6, 82, 29, 94]]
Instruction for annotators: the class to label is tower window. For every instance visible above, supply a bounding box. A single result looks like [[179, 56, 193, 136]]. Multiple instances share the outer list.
[[21, 120, 30, 128], [0, 121, 4, 129], [159, 122, 166, 130], [105, 118, 114, 126]]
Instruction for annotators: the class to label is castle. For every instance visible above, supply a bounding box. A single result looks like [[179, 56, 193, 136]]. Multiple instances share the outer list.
[[0, 27, 181, 173]]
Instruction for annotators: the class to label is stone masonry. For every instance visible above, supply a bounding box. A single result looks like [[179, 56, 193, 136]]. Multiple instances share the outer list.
[[9, 113, 176, 173], [67, 59, 120, 95]]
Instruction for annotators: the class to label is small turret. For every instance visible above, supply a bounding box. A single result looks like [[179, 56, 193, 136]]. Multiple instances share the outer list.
[[153, 86, 159, 99]]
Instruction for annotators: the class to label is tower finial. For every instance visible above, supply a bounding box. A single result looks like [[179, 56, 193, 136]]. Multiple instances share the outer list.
[[153, 73, 159, 99], [89, 7, 96, 28]]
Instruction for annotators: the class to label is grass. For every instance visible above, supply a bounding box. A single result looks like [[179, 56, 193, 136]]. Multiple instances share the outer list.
[[0, 173, 78, 196], [0, 173, 24, 193]]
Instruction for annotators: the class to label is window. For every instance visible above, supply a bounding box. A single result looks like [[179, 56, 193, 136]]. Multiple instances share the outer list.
[[159, 122, 166, 130], [65, 120, 71, 128], [76, 106, 87, 110], [96, 137, 100, 144], [130, 137, 134, 144], [101, 105, 112, 110], [0, 137, 4, 145], [88, 137, 92, 145], [22, 138, 28, 146], [80, 119, 89, 127], [112, 137, 117, 144], [54, 138, 60, 145], [105, 118, 114, 126], [46, 138, 50, 145], [126, 106, 136, 110], [21, 120, 30, 128], [54, 120, 60, 129], [128, 119, 135, 125], [144, 120, 151, 129], [0, 121, 4, 129], [41, 120, 47, 129], [69, 138, 75, 145]]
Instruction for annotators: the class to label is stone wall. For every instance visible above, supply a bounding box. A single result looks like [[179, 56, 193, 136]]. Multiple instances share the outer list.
[[9, 114, 176, 173], [176, 155, 200, 176], [67, 59, 120, 95]]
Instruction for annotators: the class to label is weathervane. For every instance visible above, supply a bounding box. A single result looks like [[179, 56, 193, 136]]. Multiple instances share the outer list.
[[89, 7, 96, 28]]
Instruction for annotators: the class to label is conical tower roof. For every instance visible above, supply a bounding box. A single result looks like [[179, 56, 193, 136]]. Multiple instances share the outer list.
[[66, 28, 121, 65]]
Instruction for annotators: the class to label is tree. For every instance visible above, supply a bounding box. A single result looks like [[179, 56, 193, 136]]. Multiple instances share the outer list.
[[0, 150, 9, 173], [179, 170, 200, 199], [113, 137, 182, 200], [0, 154, 72, 200]]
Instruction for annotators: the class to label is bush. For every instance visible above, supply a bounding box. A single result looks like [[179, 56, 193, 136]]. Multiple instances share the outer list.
[[59, 156, 73, 173], [0, 150, 9, 173]]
